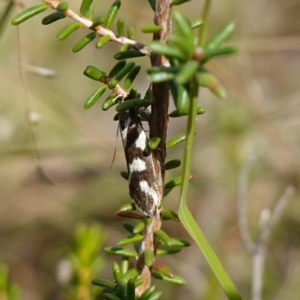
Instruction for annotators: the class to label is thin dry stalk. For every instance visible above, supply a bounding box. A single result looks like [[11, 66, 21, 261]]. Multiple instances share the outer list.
[[237, 157, 295, 300], [252, 186, 295, 300]]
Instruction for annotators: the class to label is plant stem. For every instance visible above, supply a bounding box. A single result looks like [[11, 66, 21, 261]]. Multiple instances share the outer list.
[[198, 0, 211, 47], [178, 1, 243, 299], [178, 78, 198, 199]]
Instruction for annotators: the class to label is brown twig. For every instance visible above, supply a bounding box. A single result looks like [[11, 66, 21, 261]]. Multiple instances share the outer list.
[[44, 0, 150, 55], [135, 0, 172, 295]]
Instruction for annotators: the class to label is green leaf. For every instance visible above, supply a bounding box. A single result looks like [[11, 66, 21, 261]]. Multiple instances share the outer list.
[[120, 43, 133, 52], [148, 66, 180, 74], [57, 2, 69, 12], [132, 218, 151, 234], [11, 4, 48, 25], [122, 221, 134, 233], [108, 60, 126, 78], [164, 176, 181, 189], [11, 4, 49, 25], [176, 60, 199, 85], [160, 209, 179, 222], [172, 10, 193, 40], [102, 94, 120, 111], [151, 271, 186, 285], [120, 258, 129, 274], [117, 18, 125, 36], [169, 106, 205, 117], [167, 79, 178, 102], [105, 0, 121, 28], [80, 0, 93, 17], [42, 12, 66, 25], [102, 287, 116, 294], [196, 70, 227, 99], [148, 72, 175, 83], [112, 261, 121, 282], [206, 22, 235, 49], [109, 78, 119, 88], [147, 291, 162, 300], [169, 238, 191, 247], [105, 247, 138, 258], [202, 46, 238, 63], [83, 65, 106, 81], [103, 293, 121, 300], [114, 49, 145, 60], [139, 286, 156, 300], [124, 65, 141, 89], [147, 0, 156, 11], [148, 41, 187, 60], [56, 23, 81, 41], [92, 278, 115, 288], [190, 17, 203, 30], [96, 34, 111, 48], [168, 34, 194, 58], [92, 16, 106, 27], [116, 280, 127, 297], [154, 230, 172, 246], [148, 67, 179, 83], [72, 31, 97, 52], [128, 89, 141, 100], [117, 234, 144, 246], [172, 0, 191, 5], [120, 171, 129, 180], [152, 261, 174, 278], [115, 62, 135, 81], [164, 176, 182, 196], [84, 3, 94, 20], [116, 212, 140, 220], [172, 17, 203, 36], [143, 86, 152, 100], [127, 279, 135, 300], [134, 278, 144, 288], [141, 24, 161, 33], [119, 203, 136, 212], [166, 132, 186, 148], [114, 112, 121, 120], [84, 86, 107, 109], [127, 26, 135, 39], [173, 84, 189, 114], [144, 249, 154, 267], [120, 268, 140, 283], [178, 205, 243, 299], [148, 137, 161, 150], [116, 99, 151, 112]]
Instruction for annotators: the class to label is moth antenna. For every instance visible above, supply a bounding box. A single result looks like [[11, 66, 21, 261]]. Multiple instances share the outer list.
[[109, 122, 120, 171]]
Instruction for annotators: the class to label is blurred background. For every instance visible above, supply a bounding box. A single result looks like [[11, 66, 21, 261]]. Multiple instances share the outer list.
[[0, 0, 300, 299]]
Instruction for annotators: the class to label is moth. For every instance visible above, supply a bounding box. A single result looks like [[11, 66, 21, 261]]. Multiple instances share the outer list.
[[119, 109, 160, 217]]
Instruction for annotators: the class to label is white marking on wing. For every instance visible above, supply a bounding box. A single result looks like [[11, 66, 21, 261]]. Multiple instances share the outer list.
[[121, 116, 131, 145], [129, 158, 147, 173], [135, 127, 147, 150], [139, 180, 159, 205]]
